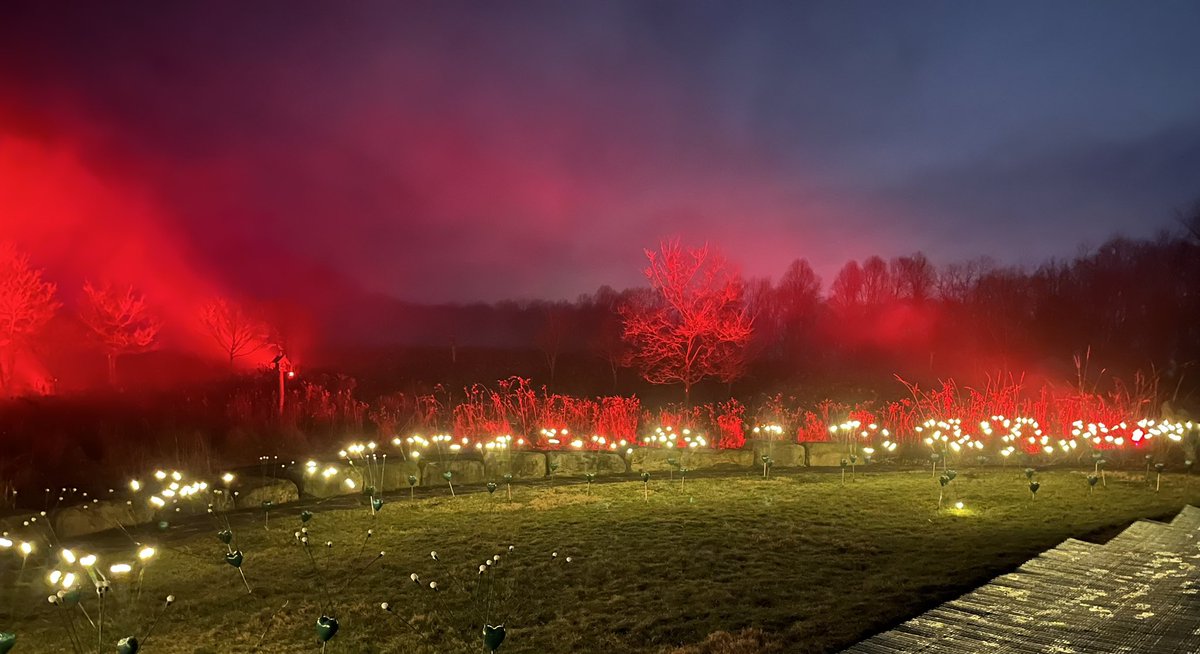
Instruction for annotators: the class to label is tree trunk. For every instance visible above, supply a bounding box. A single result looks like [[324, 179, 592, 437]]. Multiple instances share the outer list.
[[0, 347, 13, 395], [107, 352, 118, 387]]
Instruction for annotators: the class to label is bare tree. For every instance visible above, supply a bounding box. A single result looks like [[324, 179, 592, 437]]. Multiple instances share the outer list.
[[1180, 198, 1200, 243], [936, 260, 984, 304], [860, 255, 893, 306], [199, 297, 268, 368], [743, 276, 778, 360], [891, 252, 936, 302], [829, 260, 864, 308], [588, 286, 630, 391], [778, 259, 821, 304], [535, 302, 574, 387], [775, 258, 822, 360], [0, 244, 59, 393], [80, 282, 161, 385], [620, 240, 754, 405]]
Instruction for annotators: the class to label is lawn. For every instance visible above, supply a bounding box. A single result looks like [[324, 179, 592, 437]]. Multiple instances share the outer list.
[[4, 468, 1199, 653]]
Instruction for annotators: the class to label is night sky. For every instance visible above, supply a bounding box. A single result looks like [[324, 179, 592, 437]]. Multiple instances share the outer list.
[[2, 1, 1199, 304]]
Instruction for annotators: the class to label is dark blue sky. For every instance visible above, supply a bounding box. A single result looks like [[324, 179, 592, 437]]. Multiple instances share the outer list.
[[2, 1, 1199, 302]]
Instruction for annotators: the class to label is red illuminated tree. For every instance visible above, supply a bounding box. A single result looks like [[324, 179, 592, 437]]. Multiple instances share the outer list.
[[0, 244, 60, 393], [80, 282, 161, 385], [620, 240, 753, 404], [200, 297, 268, 367]]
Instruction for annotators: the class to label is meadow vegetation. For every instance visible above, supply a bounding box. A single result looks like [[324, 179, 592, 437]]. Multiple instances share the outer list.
[[5, 469, 1198, 653]]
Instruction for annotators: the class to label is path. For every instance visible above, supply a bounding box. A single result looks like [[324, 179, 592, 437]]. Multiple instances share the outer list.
[[844, 505, 1200, 653]]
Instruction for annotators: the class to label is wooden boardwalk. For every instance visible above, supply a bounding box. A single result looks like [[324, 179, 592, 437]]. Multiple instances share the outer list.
[[844, 506, 1200, 653]]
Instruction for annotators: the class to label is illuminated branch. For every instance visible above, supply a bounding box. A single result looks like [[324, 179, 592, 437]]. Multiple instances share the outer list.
[[199, 297, 269, 367], [0, 243, 60, 393], [620, 240, 753, 403], [80, 282, 161, 385]]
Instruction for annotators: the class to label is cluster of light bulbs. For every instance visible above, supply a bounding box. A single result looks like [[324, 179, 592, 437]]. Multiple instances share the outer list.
[[752, 424, 785, 436], [641, 426, 707, 449], [45, 545, 156, 592], [129, 469, 220, 510]]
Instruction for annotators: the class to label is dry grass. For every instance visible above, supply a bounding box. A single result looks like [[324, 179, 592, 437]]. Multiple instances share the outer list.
[[3, 469, 1198, 653]]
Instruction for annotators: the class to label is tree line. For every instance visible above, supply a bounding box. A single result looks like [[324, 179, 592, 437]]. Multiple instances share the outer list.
[[2, 209, 1198, 403], [0, 243, 281, 392], [553, 221, 1200, 402]]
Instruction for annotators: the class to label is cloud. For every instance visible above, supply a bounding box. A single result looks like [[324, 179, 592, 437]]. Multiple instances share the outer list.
[[1, 1, 1197, 304], [0, 135, 221, 349]]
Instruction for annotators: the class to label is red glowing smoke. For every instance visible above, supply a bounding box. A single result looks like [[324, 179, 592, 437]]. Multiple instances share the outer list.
[[0, 135, 256, 372]]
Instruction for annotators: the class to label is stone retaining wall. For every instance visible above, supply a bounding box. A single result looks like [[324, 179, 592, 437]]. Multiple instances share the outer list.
[[547, 451, 628, 476], [421, 459, 487, 487], [484, 452, 549, 480], [2, 444, 860, 541], [235, 478, 301, 507], [692, 449, 757, 469], [54, 500, 153, 539], [750, 441, 806, 467], [803, 442, 848, 467]]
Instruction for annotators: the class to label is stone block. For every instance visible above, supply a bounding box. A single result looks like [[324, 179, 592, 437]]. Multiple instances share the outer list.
[[546, 451, 627, 476], [629, 448, 685, 472], [803, 442, 847, 467], [422, 459, 486, 486], [752, 442, 806, 467], [54, 500, 147, 538], [690, 449, 755, 469], [372, 460, 423, 492], [236, 478, 299, 507], [483, 452, 547, 480]]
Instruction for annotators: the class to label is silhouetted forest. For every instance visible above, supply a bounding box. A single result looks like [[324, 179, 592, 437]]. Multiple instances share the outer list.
[[326, 223, 1200, 402], [1, 214, 1198, 499]]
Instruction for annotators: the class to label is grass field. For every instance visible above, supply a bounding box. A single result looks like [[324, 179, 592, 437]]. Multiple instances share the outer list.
[[4, 468, 1199, 653]]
